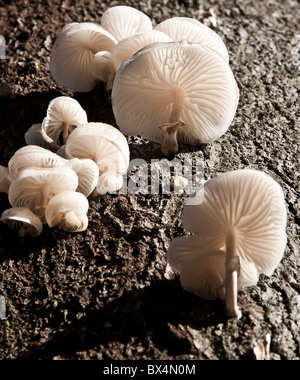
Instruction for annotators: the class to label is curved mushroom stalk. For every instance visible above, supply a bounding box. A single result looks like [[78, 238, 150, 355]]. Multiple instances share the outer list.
[[45, 191, 89, 233], [90, 51, 116, 92], [0, 207, 43, 237]]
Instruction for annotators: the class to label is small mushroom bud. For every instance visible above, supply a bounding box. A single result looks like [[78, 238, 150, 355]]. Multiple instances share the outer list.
[[45, 191, 89, 233]]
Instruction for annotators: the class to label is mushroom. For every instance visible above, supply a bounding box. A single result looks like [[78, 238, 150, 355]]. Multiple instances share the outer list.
[[50, 22, 117, 92], [8, 145, 68, 179], [65, 122, 130, 194], [112, 40, 239, 156], [111, 30, 173, 72], [167, 169, 287, 319], [24, 124, 58, 151], [0, 207, 43, 237], [0, 165, 12, 193], [155, 17, 229, 62], [45, 191, 89, 233], [90, 30, 173, 91], [101, 6, 152, 43], [41, 96, 88, 146], [68, 158, 100, 197], [8, 145, 98, 197], [8, 166, 78, 221]]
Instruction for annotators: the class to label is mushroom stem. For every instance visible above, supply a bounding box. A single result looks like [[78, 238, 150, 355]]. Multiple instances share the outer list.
[[160, 121, 185, 156], [90, 51, 115, 92], [225, 227, 242, 319], [35, 183, 51, 221], [60, 211, 83, 232], [159, 87, 185, 156], [62, 122, 69, 144]]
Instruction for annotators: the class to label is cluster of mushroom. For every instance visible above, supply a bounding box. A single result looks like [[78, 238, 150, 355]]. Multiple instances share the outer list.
[[50, 5, 239, 156], [1, 6, 288, 322], [0, 96, 130, 236]]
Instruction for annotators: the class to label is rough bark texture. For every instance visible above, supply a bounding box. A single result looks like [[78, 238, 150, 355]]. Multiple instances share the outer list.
[[0, 0, 299, 360]]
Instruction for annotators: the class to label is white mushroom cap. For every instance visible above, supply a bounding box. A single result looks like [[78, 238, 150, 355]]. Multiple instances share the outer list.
[[112, 40, 239, 155], [101, 6, 152, 42], [24, 123, 58, 151], [8, 166, 78, 221], [8, 145, 68, 179], [41, 96, 88, 146], [50, 22, 117, 92], [112, 30, 173, 72], [69, 158, 100, 197], [167, 169, 287, 317], [65, 122, 130, 176], [155, 17, 229, 62], [0, 207, 43, 237], [168, 238, 226, 300], [0, 165, 12, 193], [45, 191, 89, 232]]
